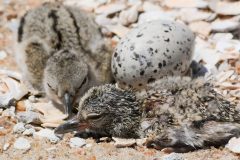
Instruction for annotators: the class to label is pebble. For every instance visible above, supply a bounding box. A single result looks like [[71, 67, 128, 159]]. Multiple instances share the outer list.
[[17, 111, 42, 124], [226, 137, 240, 153], [13, 122, 26, 134], [119, 4, 139, 26], [211, 19, 240, 32], [0, 50, 7, 60], [164, 0, 208, 9], [112, 137, 136, 148], [28, 95, 36, 103], [209, 0, 240, 16], [138, 11, 174, 24], [2, 106, 15, 117], [3, 143, 10, 151], [95, 3, 127, 15], [69, 137, 86, 148], [180, 8, 216, 23], [189, 21, 211, 37], [13, 137, 31, 150], [23, 128, 35, 136], [162, 153, 184, 160], [34, 128, 60, 144], [143, 1, 162, 11]]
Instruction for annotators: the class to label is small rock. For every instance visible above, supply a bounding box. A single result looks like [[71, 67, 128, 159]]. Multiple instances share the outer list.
[[63, 0, 100, 12], [3, 143, 10, 151], [23, 128, 35, 136], [16, 101, 26, 112], [112, 137, 136, 148], [106, 24, 130, 38], [164, 0, 208, 9], [13, 122, 26, 134], [34, 128, 60, 143], [13, 137, 31, 150], [211, 19, 240, 32], [95, 3, 127, 15], [0, 50, 7, 60], [138, 11, 175, 24], [180, 8, 216, 23], [28, 95, 36, 103], [2, 106, 15, 117], [119, 4, 140, 26], [143, 1, 162, 11], [162, 153, 184, 160], [189, 21, 211, 37], [69, 137, 86, 148], [95, 14, 114, 27], [136, 138, 147, 146], [226, 137, 240, 153], [209, 0, 240, 16], [16, 111, 42, 124]]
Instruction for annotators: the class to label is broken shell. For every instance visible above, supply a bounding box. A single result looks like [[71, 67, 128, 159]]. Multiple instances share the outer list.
[[0, 75, 28, 107]]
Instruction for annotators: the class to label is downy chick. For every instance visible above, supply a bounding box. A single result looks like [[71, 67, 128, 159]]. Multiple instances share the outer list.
[[15, 2, 112, 117], [55, 77, 240, 152]]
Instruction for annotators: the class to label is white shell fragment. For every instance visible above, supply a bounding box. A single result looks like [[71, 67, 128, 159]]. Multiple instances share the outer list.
[[0, 75, 28, 107], [34, 128, 60, 144], [13, 137, 31, 150], [112, 137, 136, 148], [112, 20, 195, 89], [69, 137, 86, 148], [226, 137, 240, 153]]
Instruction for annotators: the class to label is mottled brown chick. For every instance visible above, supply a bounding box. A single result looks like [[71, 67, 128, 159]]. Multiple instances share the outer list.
[[55, 77, 240, 152], [15, 2, 112, 117]]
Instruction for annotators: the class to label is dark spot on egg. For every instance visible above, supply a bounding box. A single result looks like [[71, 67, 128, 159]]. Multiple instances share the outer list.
[[147, 78, 156, 83], [147, 62, 152, 67], [187, 38, 191, 42], [140, 70, 145, 76], [158, 63, 162, 68], [139, 83, 142, 86], [136, 33, 143, 37], [118, 63, 122, 68], [163, 60, 166, 67], [164, 38, 170, 42], [114, 52, 118, 57], [116, 56, 120, 62], [164, 30, 169, 33], [155, 49, 158, 53], [154, 69, 157, 73]]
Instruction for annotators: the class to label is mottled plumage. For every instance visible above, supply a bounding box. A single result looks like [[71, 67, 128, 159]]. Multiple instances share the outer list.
[[15, 3, 112, 116], [55, 77, 240, 152]]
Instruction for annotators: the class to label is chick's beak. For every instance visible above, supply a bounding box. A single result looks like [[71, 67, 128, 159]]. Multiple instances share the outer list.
[[63, 92, 73, 118], [54, 116, 89, 134]]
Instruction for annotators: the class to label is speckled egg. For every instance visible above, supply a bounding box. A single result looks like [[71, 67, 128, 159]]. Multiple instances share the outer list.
[[112, 20, 195, 89]]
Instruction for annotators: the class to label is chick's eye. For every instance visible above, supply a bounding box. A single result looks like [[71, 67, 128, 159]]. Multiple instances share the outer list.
[[78, 77, 88, 90], [82, 77, 87, 85], [86, 113, 102, 120]]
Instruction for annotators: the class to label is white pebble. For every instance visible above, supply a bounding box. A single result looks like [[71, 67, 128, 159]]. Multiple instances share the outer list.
[[3, 143, 10, 151], [14, 137, 31, 150], [23, 128, 35, 136], [34, 128, 60, 144], [112, 137, 136, 148], [0, 50, 7, 60], [162, 153, 184, 160], [69, 137, 86, 148], [13, 122, 26, 134]]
